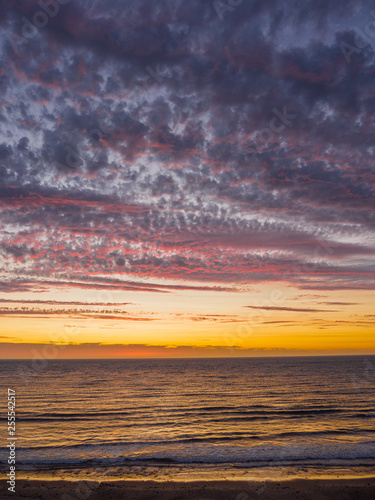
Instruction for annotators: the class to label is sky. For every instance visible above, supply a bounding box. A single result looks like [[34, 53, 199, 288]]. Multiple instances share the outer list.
[[0, 0, 374, 358]]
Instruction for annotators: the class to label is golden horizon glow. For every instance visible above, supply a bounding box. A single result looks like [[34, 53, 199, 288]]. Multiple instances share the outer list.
[[1, 281, 374, 358]]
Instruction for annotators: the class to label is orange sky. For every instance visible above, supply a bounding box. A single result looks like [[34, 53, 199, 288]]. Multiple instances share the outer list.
[[1, 280, 374, 358]]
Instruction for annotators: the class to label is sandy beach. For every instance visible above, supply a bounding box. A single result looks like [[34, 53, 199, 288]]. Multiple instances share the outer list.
[[2, 478, 375, 500]]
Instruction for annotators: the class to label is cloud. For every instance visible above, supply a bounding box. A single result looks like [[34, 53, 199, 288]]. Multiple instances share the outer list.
[[0, 342, 312, 359], [0, 0, 374, 295], [0, 277, 234, 294], [244, 306, 337, 313], [0, 306, 155, 321], [262, 320, 296, 324], [187, 314, 248, 323], [0, 299, 134, 306], [318, 301, 359, 306]]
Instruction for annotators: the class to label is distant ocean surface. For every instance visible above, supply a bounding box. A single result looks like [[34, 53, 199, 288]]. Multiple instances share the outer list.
[[1, 357, 375, 481]]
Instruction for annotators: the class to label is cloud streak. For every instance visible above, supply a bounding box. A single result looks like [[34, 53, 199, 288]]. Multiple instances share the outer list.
[[245, 306, 338, 313]]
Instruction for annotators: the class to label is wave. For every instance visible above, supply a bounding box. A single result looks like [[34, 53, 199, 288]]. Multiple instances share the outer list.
[[5, 406, 370, 423], [1, 428, 374, 452], [2, 453, 375, 470]]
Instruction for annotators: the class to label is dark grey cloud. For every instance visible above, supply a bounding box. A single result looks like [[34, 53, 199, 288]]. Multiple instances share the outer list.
[[0, 0, 374, 292]]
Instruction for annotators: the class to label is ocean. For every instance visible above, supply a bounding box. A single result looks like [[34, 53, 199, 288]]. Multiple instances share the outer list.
[[1, 356, 375, 481]]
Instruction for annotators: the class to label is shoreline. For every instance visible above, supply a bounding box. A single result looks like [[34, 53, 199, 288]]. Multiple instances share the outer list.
[[2, 465, 375, 482], [2, 477, 375, 500]]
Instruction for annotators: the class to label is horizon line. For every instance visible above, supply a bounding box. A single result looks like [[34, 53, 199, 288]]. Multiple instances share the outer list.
[[1, 353, 375, 360]]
